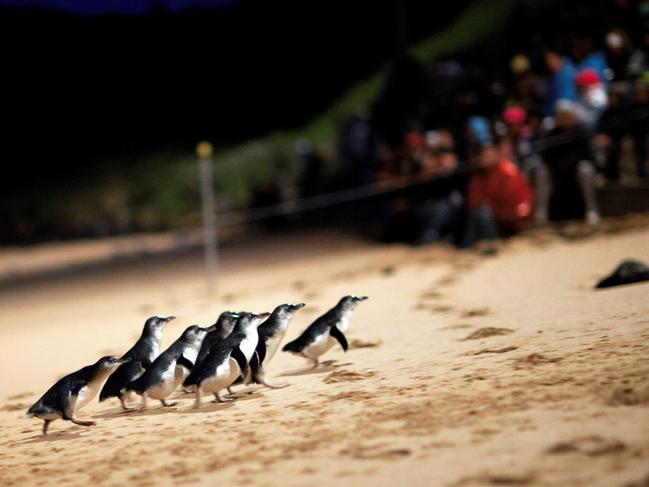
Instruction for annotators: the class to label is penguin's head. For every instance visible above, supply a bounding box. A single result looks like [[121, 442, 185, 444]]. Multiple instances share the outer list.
[[339, 295, 369, 310], [180, 325, 209, 344], [274, 303, 306, 319], [208, 311, 239, 334], [254, 311, 272, 325], [144, 315, 175, 334], [237, 311, 270, 330], [97, 355, 131, 371]]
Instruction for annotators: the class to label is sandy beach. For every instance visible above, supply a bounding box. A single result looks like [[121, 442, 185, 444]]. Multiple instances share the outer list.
[[1, 223, 649, 486]]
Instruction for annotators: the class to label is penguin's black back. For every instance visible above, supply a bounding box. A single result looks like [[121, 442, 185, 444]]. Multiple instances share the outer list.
[[184, 330, 245, 387], [282, 306, 341, 352], [29, 364, 98, 417], [257, 312, 284, 342], [195, 331, 224, 369], [99, 333, 159, 401], [99, 360, 143, 400], [127, 341, 185, 393]]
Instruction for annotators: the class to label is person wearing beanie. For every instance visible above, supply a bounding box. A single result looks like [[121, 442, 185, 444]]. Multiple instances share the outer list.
[[575, 68, 609, 128]]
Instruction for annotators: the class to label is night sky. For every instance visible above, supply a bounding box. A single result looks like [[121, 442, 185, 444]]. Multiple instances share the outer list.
[[0, 0, 238, 15]]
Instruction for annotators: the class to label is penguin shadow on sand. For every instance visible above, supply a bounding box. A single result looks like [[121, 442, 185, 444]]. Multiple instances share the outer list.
[[177, 401, 237, 415], [93, 403, 182, 419], [20, 429, 86, 444], [279, 359, 348, 377], [225, 389, 266, 402]]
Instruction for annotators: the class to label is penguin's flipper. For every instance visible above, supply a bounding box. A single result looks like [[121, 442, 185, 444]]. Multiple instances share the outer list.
[[230, 348, 248, 378], [62, 391, 78, 420], [257, 338, 267, 365], [329, 325, 349, 352], [248, 351, 260, 383], [177, 355, 194, 371], [141, 358, 153, 370]]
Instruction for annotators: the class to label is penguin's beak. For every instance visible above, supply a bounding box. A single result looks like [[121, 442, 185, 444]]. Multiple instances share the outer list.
[[162, 316, 176, 323], [353, 296, 368, 302], [291, 303, 306, 310], [117, 356, 132, 364], [206, 324, 218, 333]]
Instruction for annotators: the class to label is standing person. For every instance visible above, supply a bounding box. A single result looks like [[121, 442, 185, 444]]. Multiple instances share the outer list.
[[537, 100, 601, 225], [630, 79, 649, 178], [463, 143, 533, 251], [575, 68, 609, 129], [597, 86, 629, 181], [544, 48, 578, 117]]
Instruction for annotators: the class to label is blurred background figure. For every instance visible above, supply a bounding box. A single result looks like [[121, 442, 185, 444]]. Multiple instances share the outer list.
[[463, 142, 533, 252], [538, 100, 601, 226]]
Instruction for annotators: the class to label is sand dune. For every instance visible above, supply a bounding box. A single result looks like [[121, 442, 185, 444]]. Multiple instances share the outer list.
[[1, 225, 649, 486]]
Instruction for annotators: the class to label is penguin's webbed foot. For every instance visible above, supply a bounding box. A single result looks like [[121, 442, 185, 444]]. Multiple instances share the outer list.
[[213, 393, 236, 403], [119, 397, 136, 411], [160, 400, 177, 408], [263, 381, 289, 389], [70, 418, 95, 427]]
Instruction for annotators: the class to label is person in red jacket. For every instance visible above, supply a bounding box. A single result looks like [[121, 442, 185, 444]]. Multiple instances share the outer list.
[[463, 143, 534, 250]]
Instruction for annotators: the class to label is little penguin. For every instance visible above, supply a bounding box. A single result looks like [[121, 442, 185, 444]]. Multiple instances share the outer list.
[[194, 311, 239, 369], [124, 325, 209, 409], [184, 311, 268, 407], [99, 315, 174, 410], [282, 295, 368, 367], [247, 303, 305, 388], [27, 355, 129, 435]]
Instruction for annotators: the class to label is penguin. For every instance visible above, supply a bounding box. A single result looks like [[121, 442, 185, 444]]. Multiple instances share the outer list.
[[194, 311, 239, 369], [124, 325, 209, 409], [596, 259, 649, 289], [184, 311, 268, 407], [27, 355, 129, 435], [247, 303, 305, 388], [282, 295, 368, 367], [99, 316, 173, 410]]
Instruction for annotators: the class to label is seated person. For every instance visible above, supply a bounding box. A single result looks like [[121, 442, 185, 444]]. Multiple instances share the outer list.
[[462, 143, 534, 250]]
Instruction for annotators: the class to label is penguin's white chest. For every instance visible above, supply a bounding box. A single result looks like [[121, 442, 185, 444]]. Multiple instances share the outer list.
[[336, 312, 352, 333], [240, 334, 259, 362], [324, 312, 352, 350], [76, 380, 104, 409], [264, 335, 283, 364], [201, 357, 239, 393], [174, 364, 190, 389], [303, 332, 331, 358], [147, 363, 177, 399], [183, 342, 201, 365]]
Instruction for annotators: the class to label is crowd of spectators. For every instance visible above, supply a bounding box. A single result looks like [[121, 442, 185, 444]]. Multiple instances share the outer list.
[[294, 2, 649, 251]]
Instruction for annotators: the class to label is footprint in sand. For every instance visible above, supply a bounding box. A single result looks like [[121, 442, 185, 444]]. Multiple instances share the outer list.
[[455, 472, 535, 486], [339, 444, 411, 460], [473, 346, 518, 356], [461, 327, 513, 340], [7, 392, 32, 400], [513, 353, 562, 369], [608, 386, 649, 406], [380, 265, 396, 276], [349, 339, 383, 349], [546, 436, 627, 456], [419, 289, 443, 300], [324, 369, 376, 384], [461, 307, 491, 318], [413, 303, 454, 313], [1, 402, 30, 412]]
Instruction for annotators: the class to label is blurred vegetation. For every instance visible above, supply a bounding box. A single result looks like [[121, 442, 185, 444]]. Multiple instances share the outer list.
[[13, 0, 532, 241]]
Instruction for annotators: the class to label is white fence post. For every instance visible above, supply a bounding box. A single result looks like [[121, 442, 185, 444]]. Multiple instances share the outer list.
[[197, 141, 217, 294]]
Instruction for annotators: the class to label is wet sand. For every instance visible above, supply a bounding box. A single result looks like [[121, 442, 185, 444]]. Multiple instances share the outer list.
[[1, 224, 648, 486]]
